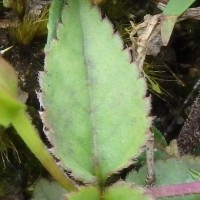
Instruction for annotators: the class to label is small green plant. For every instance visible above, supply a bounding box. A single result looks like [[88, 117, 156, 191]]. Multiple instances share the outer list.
[[3, 0, 49, 45]]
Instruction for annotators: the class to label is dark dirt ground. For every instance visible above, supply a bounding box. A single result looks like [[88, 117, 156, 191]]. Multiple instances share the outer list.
[[0, 0, 200, 199]]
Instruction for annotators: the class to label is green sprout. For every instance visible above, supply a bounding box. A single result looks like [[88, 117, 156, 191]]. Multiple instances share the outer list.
[[3, 0, 49, 45], [143, 61, 171, 97], [10, 6, 49, 45]]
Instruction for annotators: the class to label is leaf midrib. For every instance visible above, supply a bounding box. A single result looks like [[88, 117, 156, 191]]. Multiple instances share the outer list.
[[78, 0, 100, 181]]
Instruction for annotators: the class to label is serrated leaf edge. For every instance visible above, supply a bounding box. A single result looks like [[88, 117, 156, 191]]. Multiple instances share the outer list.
[[105, 181, 155, 200]]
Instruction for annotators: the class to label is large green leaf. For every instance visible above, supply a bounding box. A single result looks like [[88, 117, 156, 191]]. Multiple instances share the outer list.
[[126, 156, 200, 200], [40, 0, 151, 184]]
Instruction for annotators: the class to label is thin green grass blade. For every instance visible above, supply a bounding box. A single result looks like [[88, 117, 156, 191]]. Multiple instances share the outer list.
[[161, 0, 196, 46], [163, 0, 196, 16], [161, 15, 177, 46]]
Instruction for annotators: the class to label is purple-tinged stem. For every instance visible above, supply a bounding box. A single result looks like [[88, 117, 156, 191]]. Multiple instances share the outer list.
[[148, 181, 200, 198]]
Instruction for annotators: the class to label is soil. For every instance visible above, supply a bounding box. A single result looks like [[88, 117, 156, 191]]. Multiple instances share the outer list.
[[0, 0, 200, 199]]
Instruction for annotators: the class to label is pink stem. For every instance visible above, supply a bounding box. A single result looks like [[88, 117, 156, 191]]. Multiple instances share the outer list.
[[148, 181, 200, 198]]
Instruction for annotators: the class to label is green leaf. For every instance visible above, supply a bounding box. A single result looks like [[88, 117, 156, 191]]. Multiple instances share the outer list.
[[104, 182, 154, 200], [160, 15, 177, 46], [0, 57, 25, 126], [0, 56, 18, 95], [163, 0, 196, 16], [64, 183, 154, 200], [126, 156, 200, 200], [152, 126, 167, 148], [40, 0, 151, 184], [31, 179, 67, 200], [67, 186, 100, 200], [161, 0, 196, 46], [0, 88, 24, 127], [45, 0, 65, 51], [148, 78, 162, 94]]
